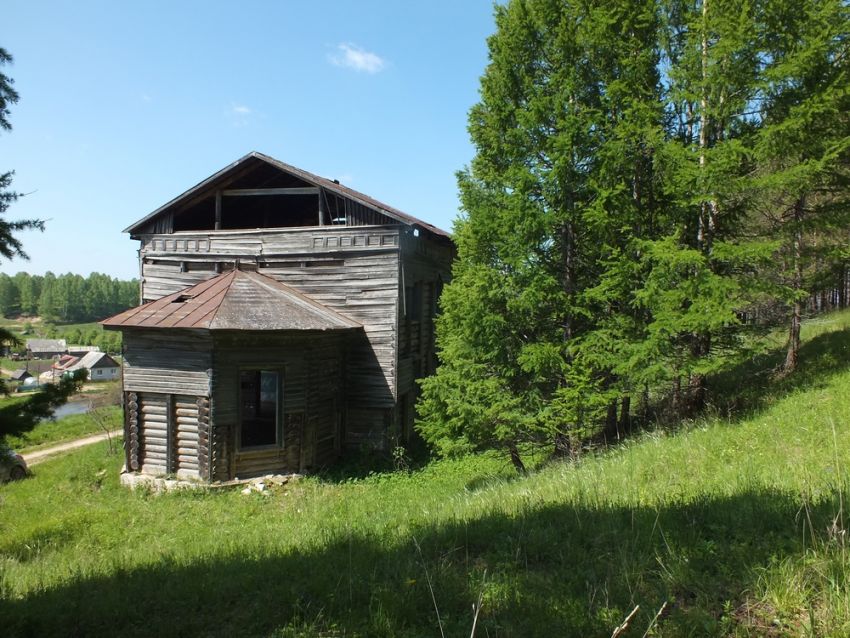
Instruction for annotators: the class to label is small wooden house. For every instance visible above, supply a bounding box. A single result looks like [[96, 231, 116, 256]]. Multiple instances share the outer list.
[[26, 339, 67, 359], [9, 369, 32, 383], [66, 352, 121, 381], [104, 152, 453, 481]]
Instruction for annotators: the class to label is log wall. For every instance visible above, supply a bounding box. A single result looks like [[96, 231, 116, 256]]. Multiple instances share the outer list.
[[137, 226, 399, 445], [211, 332, 346, 480]]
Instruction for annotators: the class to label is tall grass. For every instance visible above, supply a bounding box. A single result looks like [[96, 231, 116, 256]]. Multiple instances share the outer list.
[[2, 311, 850, 636]]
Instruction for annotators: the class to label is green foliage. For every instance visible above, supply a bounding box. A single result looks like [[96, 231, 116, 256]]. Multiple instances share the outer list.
[[0, 271, 138, 322], [419, 0, 850, 464], [2, 404, 120, 452], [0, 373, 85, 440], [418, 0, 667, 466], [0, 47, 44, 264]]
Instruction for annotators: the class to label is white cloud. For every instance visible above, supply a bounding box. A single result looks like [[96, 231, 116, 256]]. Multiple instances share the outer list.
[[227, 104, 255, 127], [141, 93, 152, 103], [328, 43, 386, 74]]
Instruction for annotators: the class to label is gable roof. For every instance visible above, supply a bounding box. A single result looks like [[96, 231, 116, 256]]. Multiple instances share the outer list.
[[26, 338, 67, 353], [124, 151, 451, 239], [66, 351, 119, 371], [10, 369, 32, 381], [102, 269, 362, 332]]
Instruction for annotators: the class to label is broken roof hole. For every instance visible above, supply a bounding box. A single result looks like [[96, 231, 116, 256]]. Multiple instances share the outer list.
[[172, 294, 195, 303]]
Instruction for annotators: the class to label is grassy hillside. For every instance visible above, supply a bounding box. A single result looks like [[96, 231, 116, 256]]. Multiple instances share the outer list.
[[1, 312, 850, 636]]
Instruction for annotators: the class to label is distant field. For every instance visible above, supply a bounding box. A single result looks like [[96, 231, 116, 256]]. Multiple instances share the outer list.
[[1, 311, 850, 636], [0, 358, 54, 374], [0, 317, 102, 334]]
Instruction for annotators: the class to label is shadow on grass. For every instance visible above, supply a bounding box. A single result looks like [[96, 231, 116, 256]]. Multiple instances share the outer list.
[[708, 327, 850, 421], [2, 487, 842, 637]]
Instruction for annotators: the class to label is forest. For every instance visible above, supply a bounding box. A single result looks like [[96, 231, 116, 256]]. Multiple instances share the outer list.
[[416, 0, 850, 471], [0, 271, 138, 323]]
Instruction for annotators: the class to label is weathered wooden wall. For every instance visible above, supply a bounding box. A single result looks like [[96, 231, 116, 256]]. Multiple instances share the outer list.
[[210, 332, 346, 480], [122, 330, 212, 396], [120, 330, 212, 478], [396, 230, 454, 442], [137, 225, 399, 445]]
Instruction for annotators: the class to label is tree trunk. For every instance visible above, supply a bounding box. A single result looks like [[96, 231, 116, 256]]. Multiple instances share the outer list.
[[783, 197, 805, 375], [672, 376, 682, 415], [508, 444, 527, 475], [687, 335, 710, 415], [619, 395, 631, 434], [604, 399, 619, 442]]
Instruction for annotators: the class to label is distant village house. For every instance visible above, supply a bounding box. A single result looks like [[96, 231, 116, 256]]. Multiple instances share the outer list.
[[26, 338, 67, 359], [9, 369, 33, 383], [51, 351, 120, 381]]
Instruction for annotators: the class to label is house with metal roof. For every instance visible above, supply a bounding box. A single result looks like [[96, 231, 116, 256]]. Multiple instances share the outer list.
[[64, 351, 120, 381], [103, 152, 453, 482], [25, 338, 67, 359], [9, 369, 32, 383]]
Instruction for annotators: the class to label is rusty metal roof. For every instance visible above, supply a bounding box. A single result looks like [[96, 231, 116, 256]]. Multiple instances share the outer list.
[[102, 270, 362, 332], [124, 151, 452, 239]]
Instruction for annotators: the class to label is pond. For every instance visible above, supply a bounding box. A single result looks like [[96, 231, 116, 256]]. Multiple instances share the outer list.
[[45, 400, 92, 421]]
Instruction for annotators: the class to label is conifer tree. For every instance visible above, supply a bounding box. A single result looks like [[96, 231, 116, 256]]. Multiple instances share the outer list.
[[417, 0, 664, 467], [754, 0, 850, 373], [0, 48, 43, 263], [629, 0, 773, 414]]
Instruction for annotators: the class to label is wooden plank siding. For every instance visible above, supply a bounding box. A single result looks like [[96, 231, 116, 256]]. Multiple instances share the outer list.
[[396, 231, 454, 443], [122, 331, 212, 397], [137, 225, 400, 446], [210, 332, 346, 479], [118, 224, 451, 481]]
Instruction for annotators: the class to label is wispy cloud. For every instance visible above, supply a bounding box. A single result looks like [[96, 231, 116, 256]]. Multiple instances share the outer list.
[[227, 103, 254, 127], [141, 93, 152, 103], [328, 43, 387, 74]]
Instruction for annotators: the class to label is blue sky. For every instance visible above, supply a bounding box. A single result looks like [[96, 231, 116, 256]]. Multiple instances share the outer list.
[[2, 1, 496, 279]]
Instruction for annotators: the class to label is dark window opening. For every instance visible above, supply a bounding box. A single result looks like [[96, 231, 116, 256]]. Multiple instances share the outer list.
[[405, 282, 422, 320], [240, 370, 280, 448]]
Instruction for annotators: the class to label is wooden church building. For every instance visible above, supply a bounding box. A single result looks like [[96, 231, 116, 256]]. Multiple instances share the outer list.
[[103, 152, 453, 482]]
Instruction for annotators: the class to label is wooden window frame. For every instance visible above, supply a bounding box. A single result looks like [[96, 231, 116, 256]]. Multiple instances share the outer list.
[[236, 367, 285, 452]]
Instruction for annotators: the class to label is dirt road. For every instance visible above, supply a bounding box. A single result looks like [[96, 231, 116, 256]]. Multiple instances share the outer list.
[[22, 430, 121, 465]]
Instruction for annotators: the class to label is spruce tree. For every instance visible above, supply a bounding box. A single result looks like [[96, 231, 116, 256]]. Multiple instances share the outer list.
[[754, 0, 850, 373], [0, 48, 43, 263], [628, 0, 773, 414], [417, 0, 664, 467]]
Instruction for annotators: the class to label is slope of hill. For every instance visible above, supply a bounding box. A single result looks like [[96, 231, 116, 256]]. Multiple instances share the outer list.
[[1, 311, 850, 636]]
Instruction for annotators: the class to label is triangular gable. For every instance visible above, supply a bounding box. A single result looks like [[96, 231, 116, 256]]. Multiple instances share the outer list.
[[123, 151, 450, 239]]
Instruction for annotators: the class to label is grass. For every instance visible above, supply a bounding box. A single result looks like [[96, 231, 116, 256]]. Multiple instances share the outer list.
[[2, 312, 850, 636], [1, 381, 122, 452], [2, 406, 121, 453], [0, 358, 54, 373]]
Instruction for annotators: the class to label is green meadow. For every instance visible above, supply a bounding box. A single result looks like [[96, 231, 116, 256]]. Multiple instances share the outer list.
[[1, 312, 850, 636]]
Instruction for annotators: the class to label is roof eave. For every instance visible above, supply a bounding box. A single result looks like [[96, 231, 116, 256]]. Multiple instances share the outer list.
[[123, 151, 452, 240]]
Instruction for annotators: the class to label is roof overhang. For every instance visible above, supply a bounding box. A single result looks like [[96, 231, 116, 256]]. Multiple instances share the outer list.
[[123, 151, 451, 240], [102, 269, 362, 333]]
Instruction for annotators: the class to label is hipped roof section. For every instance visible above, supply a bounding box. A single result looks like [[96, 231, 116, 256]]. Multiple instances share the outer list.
[[101, 270, 362, 332], [123, 151, 451, 239]]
